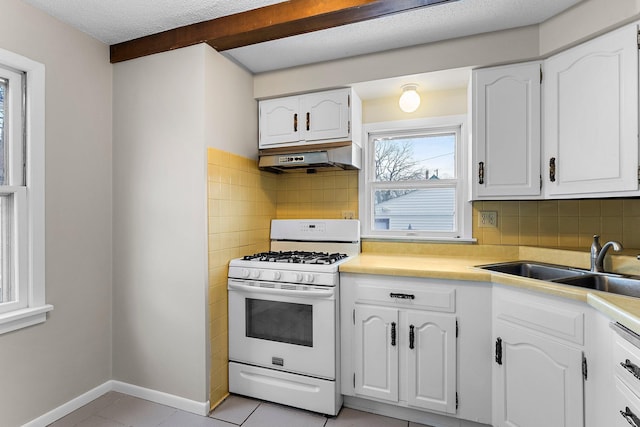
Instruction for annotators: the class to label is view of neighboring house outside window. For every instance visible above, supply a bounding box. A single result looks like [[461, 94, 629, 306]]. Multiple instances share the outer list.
[[0, 49, 49, 334], [360, 116, 472, 241]]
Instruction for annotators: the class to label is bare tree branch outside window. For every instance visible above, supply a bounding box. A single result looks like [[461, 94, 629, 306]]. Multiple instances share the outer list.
[[374, 139, 425, 204]]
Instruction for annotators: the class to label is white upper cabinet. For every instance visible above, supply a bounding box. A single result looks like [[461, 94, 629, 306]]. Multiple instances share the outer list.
[[544, 23, 639, 198], [259, 88, 359, 149], [471, 62, 542, 199]]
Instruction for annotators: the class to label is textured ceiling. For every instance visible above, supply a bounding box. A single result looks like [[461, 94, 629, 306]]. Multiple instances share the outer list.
[[23, 0, 581, 83], [225, 0, 581, 73], [22, 0, 288, 45]]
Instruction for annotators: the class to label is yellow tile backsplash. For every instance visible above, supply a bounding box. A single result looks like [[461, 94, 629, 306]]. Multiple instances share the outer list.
[[206, 148, 277, 409], [275, 170, 359, 219], [473, 199, 640, 249]]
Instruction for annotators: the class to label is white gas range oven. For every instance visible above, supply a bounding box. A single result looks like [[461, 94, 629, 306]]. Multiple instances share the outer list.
[[227, 219, 360, 416]]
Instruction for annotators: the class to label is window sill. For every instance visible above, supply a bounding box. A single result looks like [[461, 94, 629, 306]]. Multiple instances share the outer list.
[[0, 304, 53, 335], [361, 235, 477, 244]]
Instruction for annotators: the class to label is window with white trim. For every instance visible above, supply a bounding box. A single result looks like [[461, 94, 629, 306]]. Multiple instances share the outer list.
[[0, 48, 49, 334], [360, 116, 472, 241]]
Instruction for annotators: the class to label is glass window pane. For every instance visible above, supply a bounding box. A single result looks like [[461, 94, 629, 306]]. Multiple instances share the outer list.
[[374, 133, 456, 182], [246, 299, 313, 347], [0, 78, 4, 185], [374, 188, 455, 232]]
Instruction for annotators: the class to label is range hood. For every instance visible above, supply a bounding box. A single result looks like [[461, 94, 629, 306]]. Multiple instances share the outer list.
[[259, 143, 361, 173]]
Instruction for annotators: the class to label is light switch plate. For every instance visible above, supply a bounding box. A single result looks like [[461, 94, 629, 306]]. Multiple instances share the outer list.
[[479, 211, 498, 228]]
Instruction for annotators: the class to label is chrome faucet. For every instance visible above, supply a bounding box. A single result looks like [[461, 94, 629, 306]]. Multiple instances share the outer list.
[[590, 235, 623, 273]]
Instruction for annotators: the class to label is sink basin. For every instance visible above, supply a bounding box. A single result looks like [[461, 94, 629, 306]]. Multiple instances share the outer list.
[[477, 260, 640, 299], [477, 261, 589, 281], [554, 275, 640, 299]]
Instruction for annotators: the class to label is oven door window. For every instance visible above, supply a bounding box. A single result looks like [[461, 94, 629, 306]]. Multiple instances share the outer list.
[[246, 298, 313, 347]]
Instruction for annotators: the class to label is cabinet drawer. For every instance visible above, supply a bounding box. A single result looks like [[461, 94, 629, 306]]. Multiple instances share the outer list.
[[614, 377, 640, 427], [494, 287, 584, 345], [353, 276, 455, 313], [614, 328, 640, 398]]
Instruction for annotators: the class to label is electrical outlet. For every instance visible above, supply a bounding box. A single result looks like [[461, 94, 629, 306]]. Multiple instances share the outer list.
[[478, 211, 497, 228], [341, 210, 355, 219]]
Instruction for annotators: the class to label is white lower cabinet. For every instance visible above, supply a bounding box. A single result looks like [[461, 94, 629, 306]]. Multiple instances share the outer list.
[[354, 304, 399, 402], [492, 286, 586, 427], [493, 323, 584, 427], [354, 304, 457, 413], [341, 273, 492, 425]]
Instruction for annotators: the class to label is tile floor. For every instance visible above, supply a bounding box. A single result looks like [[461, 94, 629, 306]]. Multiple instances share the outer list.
[[48, 393, 433, 427]]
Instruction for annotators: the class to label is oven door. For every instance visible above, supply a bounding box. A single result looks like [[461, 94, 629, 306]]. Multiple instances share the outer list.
[[228, 279, 336, 379]]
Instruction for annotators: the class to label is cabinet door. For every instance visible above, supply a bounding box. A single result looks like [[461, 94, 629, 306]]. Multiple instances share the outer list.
[[472, 62, 541, 199], [544, 23, 639, 197], [493, 323, 584, 427], [259, 96, 300, 147], [301, 89, 350, 142], [354, 304, 399, 402], [406, 310, 457, 414]]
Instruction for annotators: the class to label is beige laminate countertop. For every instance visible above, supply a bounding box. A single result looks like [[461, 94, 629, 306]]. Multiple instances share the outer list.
[[339, 251, 640, 335]]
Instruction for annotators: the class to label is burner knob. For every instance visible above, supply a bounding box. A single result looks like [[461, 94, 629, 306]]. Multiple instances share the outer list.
[[241, 269, 250, 278], [272, 271, 281, 280], [295, 273, 303, 282], [304, 273, 315, 283], [251, 270, 261, 279]]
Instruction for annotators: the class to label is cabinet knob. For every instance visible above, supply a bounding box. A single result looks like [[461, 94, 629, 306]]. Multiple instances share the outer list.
[[478, 161, 485, 185], [294, 113, 298, 132], [306, 112, 310, 131]]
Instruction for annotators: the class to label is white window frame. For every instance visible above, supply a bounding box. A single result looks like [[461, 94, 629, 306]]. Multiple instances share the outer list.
[[359, 115, 473, 241], [0, 47, 50, 335]]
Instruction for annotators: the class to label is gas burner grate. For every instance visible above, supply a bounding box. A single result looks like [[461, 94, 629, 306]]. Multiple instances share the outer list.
[[242, 251, 348, 264]]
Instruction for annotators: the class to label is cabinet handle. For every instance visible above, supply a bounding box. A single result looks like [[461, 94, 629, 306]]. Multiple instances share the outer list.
[[306, 112, 310, 131], [621, 359, 640, 380], [294, 113, 298, 132], [478, 161, 484, 185], [549, 157, 556, 182], [495, 337, 503, 365], [621, 406, 640, 427], [409, 325, 415, 350], [391, 322, 396, 346], [389, 292, 415, 300]]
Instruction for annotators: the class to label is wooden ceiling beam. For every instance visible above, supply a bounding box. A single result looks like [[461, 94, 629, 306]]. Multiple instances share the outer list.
[[110, 0, 456, 64]]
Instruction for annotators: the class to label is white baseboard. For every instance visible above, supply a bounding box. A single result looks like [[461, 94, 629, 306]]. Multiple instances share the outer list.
[[111, 380, 210, 416], [22, 382, 112, 427], [23, 380, 210, 427]]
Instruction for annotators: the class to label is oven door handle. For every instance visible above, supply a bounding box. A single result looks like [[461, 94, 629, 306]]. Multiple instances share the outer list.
[[228, 281, 335, 298]]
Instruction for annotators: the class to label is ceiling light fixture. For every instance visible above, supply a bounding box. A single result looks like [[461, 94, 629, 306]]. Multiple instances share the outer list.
[[398, 84, 421, 113]]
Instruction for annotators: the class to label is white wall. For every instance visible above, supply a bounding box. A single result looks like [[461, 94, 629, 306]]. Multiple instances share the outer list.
[[0, 1, 113, 426], [254, 25, 540, 99], [363, 88, 468, 124], [204, 46, 257, 158], [539, 0, 640, 55], [113, 44, 209, 403], [112, 43, 256, 404]]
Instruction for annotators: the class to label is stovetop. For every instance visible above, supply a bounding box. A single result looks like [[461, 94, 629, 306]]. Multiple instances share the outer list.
[[241, 251, 349, 265]]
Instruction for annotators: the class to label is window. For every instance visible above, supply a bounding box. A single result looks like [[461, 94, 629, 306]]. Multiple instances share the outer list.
[[360, 116, 472, 241], [0, 48, 49, 334]]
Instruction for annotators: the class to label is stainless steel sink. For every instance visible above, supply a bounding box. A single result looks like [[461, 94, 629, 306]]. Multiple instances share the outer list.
[[554, 275, 640, 298], [477, 260, 640, 299], [477, 261, 589, 281]]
